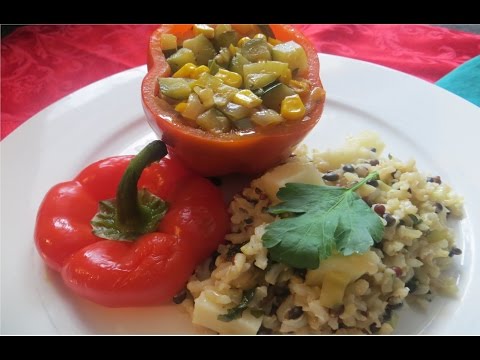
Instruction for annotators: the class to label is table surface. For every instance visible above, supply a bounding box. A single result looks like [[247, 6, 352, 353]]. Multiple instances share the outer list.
[[2, 24, 480, 140]]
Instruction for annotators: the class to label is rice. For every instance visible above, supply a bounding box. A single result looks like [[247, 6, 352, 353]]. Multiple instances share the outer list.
[[181, 132, 463, 335]]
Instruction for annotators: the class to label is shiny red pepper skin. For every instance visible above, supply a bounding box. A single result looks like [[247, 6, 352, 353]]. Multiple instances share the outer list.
[[34, 156, 229, 307]]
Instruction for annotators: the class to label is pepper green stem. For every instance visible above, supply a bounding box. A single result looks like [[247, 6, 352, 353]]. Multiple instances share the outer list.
[[116, 140, 168, 228]]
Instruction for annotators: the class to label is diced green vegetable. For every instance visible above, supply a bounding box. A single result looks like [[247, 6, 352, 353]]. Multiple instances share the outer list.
[[243, 61, 290, 88], [167, 48, 196, 73], [229, 53, 251, 78], [251, 109, 284, 127], [244, 73, 279, 90], [261, 83, 296, 112], [182, 93, 206, 120], [215, 30, 239, 49], [215, 24, 232, 38], [272, 41, 308, 75], [196, 109, 231, 133], [233, 118, 254, 131], [193, 24, 215, 39], [160, 34, 177, 58], [158, 78, 192, 100], [208, 59, 222, 75], [219, 102, 251, 121], [240, 38, 272, 62], [183, 34, 216, 66]]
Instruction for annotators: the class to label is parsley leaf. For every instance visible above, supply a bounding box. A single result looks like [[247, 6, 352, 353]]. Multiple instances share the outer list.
[[217, 289, 256, 322], [262, 172, 384, 269]]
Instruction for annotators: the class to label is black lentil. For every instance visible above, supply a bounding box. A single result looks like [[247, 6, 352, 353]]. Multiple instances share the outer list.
[[172, 289, 187, 304], [367, 179, 379, 187], [405, 278, 418, 293], [435, 202, 444, 213], [226, 244, 243, 261], [383, 213, 396, 227], [244, 217, 253, 225], [322, 172, 339, 182], [369, 159, 380, 166], [449, 247, 462, 257], [287, 306, 303, 320], [370, 147, 377, 153], [427, 176, 442, 184], [342, 164, 355, 173]]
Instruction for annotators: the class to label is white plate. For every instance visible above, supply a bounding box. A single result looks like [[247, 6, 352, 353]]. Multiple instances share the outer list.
[[1, 54, 479, 335]]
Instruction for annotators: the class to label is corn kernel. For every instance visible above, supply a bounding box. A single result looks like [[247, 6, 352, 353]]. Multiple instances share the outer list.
[[175, 102, 188, 112], [215, 68, 243, 88], [173, 63, 196, 78], [191, 65, 210, 79], [237, 36, 251, 47], [253, 33, 267, 41], [193, 24, 215, 39], [232, 89, 263, 108], [228, 44, 238, 55], [281, 94, 306, 121]]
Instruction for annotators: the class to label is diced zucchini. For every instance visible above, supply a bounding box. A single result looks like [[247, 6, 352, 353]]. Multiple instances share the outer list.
[[251, 109, 284, 127], [193, 24, 215, 39], [195, 73, 239, 101], [182, 93, 206, 121], [240, 38, 272, 62], [208, 59, 222, 75], [233, 118, 254, 131], [244, 73, 279, 90], [196, 109, 231, 133], [167, 48, 196, 73], [160, 34, 177, 57], [243, 61, 290, 88], [229, 53, 251, 78], [272, 40, 308, 75], [219, 102, 251, 121], [158, 78, 192, 100], [214, 47, 232, 67], [232, 89, 262, 108], [193, 86, 215, 108], [261, 83, 296, 112], [215, 31, 239, 49], [183, 34, 216, 66], [214, 24, 232, 38]]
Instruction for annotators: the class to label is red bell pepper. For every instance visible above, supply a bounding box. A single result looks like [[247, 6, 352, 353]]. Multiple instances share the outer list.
[[35, 141, 229, 307], [142, 24, 326, 177]]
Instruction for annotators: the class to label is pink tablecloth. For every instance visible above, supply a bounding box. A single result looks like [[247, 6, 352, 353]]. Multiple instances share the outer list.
[[2, 24, 480, 140]]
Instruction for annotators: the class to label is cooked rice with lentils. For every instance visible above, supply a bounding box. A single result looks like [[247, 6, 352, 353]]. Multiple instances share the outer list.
[[180, 132, 463, 335]]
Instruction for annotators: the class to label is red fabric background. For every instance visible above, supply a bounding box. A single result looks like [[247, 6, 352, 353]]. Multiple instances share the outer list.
[[2, 24, 480, 140]]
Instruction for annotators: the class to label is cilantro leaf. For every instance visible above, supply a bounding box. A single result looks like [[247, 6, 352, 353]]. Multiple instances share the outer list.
[[217, 289, 256, 322], [262, 172, 384, 269]]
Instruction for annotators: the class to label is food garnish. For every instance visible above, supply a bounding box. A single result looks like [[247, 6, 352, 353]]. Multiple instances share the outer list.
[[263, 172, 384, 269]]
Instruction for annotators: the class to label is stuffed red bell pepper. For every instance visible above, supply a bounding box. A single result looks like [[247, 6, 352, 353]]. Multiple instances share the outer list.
[[35, 140, 229, 307], [142, 24, 326, 176]]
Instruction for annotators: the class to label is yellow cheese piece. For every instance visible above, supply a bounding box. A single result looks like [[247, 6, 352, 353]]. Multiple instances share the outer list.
[[306, 251, 381, 308]]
